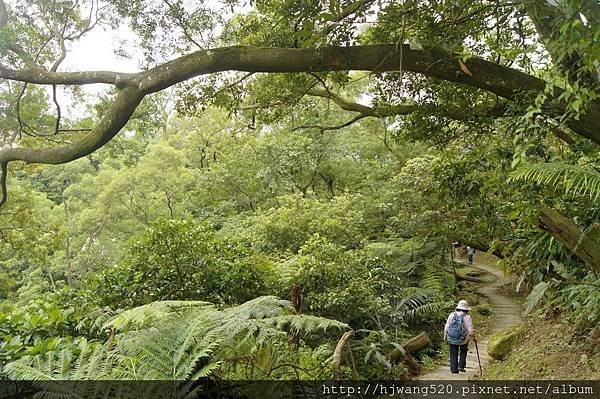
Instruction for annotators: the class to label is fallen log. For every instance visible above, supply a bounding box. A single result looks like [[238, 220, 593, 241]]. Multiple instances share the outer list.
[[403, 331, 432, 354], [454, 270, 487, 283], [389, 332, 431, 363], [465, 271, 487, 277], [389, 331, 431, 376]]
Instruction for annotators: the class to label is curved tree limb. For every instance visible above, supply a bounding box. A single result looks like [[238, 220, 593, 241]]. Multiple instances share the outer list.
[[333, 329, 354, 380], [131, 45, 599, 143], [1, 44, 600, 206], [0, 87, 144, 202], [2, 44, 598, 143], [0, 86, 144, 205], [0, 87, 144, 165], [0, 67, 136, 87]]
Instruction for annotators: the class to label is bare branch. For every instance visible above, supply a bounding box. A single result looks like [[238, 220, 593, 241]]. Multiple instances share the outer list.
[[52, 85, 62, 135], [212, 72, 254, 98], [50, 35, 68, 134], [161, 0, 202, 49], [294, 114, 368, 132], [306, 88, 505, 121], [307, 88, 380, 116]]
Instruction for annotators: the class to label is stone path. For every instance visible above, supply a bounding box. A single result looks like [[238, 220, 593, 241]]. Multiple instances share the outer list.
[[417, 260, 522, 380]]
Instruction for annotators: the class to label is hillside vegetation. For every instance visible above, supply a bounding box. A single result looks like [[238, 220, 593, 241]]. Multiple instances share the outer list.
[[0, 0, 599, 388]]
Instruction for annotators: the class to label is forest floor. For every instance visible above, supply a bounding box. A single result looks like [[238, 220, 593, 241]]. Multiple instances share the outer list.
[[417, 255, 522, 380]]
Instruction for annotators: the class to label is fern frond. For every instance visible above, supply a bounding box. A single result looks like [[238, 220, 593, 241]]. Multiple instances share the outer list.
[[103, 300, 213, 332], [510, 163, 600, 201], [394, 288, 449, 321], [4, 296, 347, 384]]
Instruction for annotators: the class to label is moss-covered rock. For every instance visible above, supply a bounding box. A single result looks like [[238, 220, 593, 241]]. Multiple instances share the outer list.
[[488, 325, 526, 360]]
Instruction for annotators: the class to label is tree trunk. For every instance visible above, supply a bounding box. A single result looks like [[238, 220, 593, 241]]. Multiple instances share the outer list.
[[47, 270, 56, 292], [333, 330, 354, 380], [463, 239, 507, 259], [62, 188, 72, 288], [403, 331, 432, 353], [389, 331, 431, 376], [538, 207, 600, 275]]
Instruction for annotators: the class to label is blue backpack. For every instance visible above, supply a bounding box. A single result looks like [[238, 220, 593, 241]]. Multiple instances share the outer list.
[[447, 312, 466, 345]]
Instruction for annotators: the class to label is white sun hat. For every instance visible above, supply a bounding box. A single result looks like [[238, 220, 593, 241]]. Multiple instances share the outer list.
[[456, 300, 471, 311]]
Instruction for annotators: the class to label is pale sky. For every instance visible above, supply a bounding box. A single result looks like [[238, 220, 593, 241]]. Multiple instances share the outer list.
[[63, 25, 140, 73], [52, 0, 242, 119]]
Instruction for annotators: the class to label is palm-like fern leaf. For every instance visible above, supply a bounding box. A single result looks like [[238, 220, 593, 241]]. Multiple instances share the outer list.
[[264, 314, 348, 334], [394, 288, 449, 321], [510, 162, 600, 200], [103, 300, 213, 332]]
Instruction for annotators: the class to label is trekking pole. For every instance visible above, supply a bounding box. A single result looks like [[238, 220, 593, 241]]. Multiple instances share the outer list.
[[474, 339, 483, 375]]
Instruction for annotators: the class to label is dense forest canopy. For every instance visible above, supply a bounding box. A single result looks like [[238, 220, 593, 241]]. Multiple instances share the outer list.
[[0, 0, 599, 389]]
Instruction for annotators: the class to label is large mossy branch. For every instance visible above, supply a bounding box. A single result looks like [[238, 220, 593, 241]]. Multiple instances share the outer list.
[[1, 44, 600, 205], [139, 45, 598, 141], [0, 66, 136, 87], [3, 45, 599, 142], [539, 207, 600, 275], [136, 45, 547, 97]]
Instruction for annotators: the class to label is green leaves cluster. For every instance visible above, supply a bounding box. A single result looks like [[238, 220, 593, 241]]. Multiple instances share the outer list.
[[90, 219, 275, 308]]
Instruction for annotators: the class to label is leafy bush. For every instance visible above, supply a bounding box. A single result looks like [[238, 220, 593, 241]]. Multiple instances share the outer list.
[[90, 219, 275, 308], [0, 301, 83, 366], [245, 194, 367, 253], [282, 234, 392, 328]]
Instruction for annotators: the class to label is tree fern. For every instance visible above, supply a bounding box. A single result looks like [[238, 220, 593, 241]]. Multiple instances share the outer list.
[[509, 162, 600, 201], [3, 296, 349, 389]]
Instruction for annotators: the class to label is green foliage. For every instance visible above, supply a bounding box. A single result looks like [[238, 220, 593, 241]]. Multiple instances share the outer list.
[[510, 162, 600, 201], [350, 329, 410, 379], [247, 194, 367, 253], [4, 297, 348, 385], [523, 281, 549, 315], [2, 0, 600, 383], [91, 219, 274, 307], [0, 302, 82, 366]]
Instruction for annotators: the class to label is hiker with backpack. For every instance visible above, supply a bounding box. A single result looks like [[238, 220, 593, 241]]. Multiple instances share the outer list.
[[444, 300, 476, 374]]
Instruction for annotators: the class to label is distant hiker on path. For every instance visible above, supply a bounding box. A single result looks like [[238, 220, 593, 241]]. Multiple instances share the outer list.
[[444, 300, 476, 374], [466, 246, 475, 266]]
